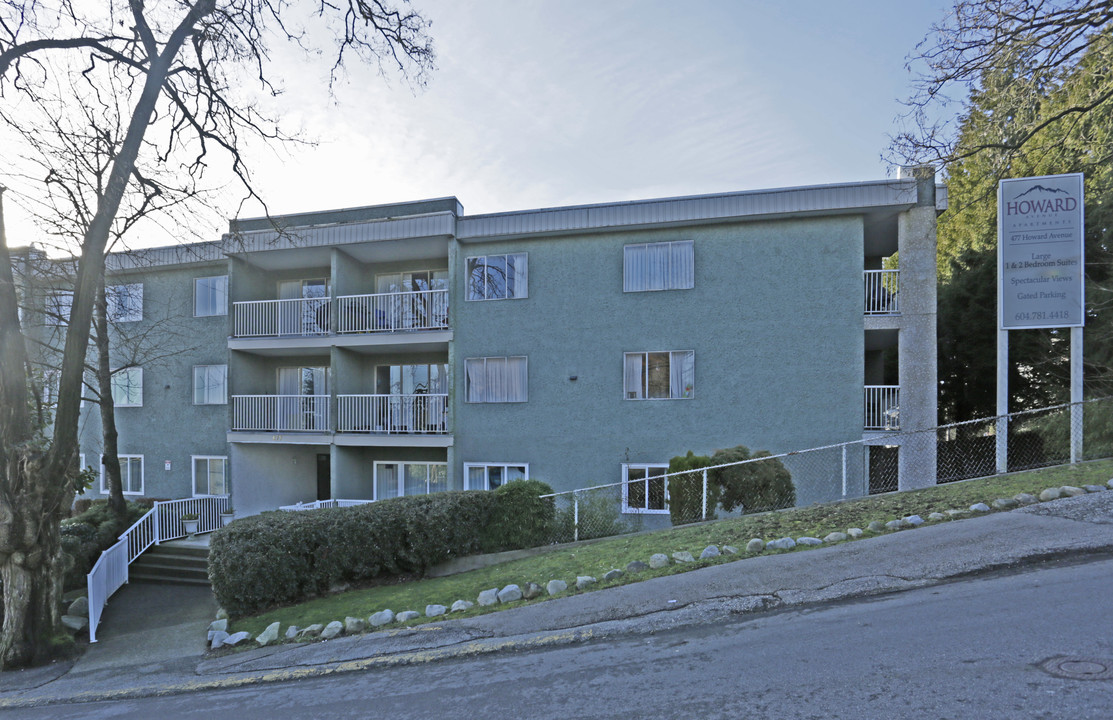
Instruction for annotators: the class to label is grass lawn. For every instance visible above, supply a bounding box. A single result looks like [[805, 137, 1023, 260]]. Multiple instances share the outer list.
[[228, 458, 1113, 639]]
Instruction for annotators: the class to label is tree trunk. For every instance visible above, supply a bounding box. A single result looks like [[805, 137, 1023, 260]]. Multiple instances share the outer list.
[[94, 280, 127, 520]]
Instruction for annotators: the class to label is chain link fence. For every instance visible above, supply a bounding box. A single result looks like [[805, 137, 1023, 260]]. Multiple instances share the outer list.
[[541, 396, 1113, 543]]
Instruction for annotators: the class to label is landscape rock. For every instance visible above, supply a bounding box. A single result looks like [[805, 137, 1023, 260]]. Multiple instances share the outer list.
[[425, 605, 447, 618], [216, 608, 229, 620], [1039, 487, 1063, 501], [927, 513, 946, 522], [969, 503, 991, 513], [1083, 485, 1106, 493], [603, 569, 624, 582], [796, 537, 823, 546], [369, 610, 394, 627], [255, 621, 280, 646], [885, 520, 903, 531], [523, 582, 543, 599], [1014, 493, 1038, 505], [451, 600, 474, 612], [867, 521, 886, 532], [321, 621, 344, 639], [576, 575, 597, 590], [945, 509, 966, 517], [766, 537, 795, 551], [626, 560, 649, 573], [1107, 479, 1113, 490], [329, 582, 351, 595], [477, 588, 500, 606], [497, 584, 523, 603], [672, 551, 695, 563], [60, 615, 88, 632], [208, 618, 228, 634], [699, 545, 720, 559], [210, 630, 229, 649], [991, 498, 1017, 510], [396, 611, 421, 623], [1061, 485, 1086, 497], [345, 616, 367, 633], [722, 545, 738, 555], [846, 528, 863, 539], [823, 532, 847, 543], [745, 538, 764, 553], [67, 596, 89, 618], [285, 626, 300, 640], [649, 553, 670, 569], [223, 631, 251, 647], [298, 624, 325, 638], [904, 515, 924, 526], [547, 579, 568, 596]]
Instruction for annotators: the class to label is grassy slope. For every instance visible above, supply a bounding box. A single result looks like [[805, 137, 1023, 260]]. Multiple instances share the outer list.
[[229, 459, 1113, 638]]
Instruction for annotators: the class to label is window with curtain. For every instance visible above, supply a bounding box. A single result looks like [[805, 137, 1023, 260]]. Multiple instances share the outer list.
[[110, 367, 143, 407], [466, 253, 528, 300], [465, 356, 527, 402], [463, 463, 528, 490], [622, 464, 669, 513], [194, 275, 228, 317], [624, 351, 694, 399], [374, 462, 452, 500], [101, 455, 143, 495], [192, 456, 227, 496], [623, 240, 694, 292], [193, 365, 227, 405], [106, 283, 143, 322], [46, 291, 73, 326]]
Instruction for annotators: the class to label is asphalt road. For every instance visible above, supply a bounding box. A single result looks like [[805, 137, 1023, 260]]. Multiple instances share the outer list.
[[13, 555, 1113, 720]]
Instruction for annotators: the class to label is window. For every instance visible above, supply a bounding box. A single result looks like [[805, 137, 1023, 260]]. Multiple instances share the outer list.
[[106, 283, 143, 322], [110, 367, 143, 407], [624, 351, 694, 399], [466, 253, 528, 300], [465, 463, 528, 490], [100, 455, 143, 495], [622, 463, 669, 514], [465, 356, 527, 403], [193, 456, 228, 496], [46, 291, 73, 326], [194, 275, 228, 317], [373, 462, 455, 500], [624, 240, 694, 292], [193, 365, 228, 405]]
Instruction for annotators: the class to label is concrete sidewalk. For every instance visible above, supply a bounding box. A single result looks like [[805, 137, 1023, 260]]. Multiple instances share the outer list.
[[2, 489, 1113, 709]]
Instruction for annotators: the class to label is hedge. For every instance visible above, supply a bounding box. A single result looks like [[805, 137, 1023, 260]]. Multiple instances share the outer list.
[[209, 481, 554, 617]]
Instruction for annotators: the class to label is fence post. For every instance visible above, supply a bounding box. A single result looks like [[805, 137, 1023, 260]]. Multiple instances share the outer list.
[[841, 445, 848, 498], [153, 501, 161, 546], [573, 492, 579, 543], [701, 469, 708, 520]]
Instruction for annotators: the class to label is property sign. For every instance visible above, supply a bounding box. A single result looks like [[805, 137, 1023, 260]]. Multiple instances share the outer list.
[[998, 173, 1085, 329]]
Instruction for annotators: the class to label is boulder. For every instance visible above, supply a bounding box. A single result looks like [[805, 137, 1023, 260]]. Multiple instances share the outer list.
[[945, 509, 966, 517], [766, 537, 795, 551], [1061, 485, 1086, 497], [745, 538, 764, 553], [796, 537, 822, 546], [722, 545, 738, 555], [285, 625, 300, 640], [321, 621, 344, 639], [345, 616, 367, 633], [546, 579, 568, 596], [672, 551, 695, 563], [1014, 493, 1038, 505], [497, 584, 523, 603], [60, 615, 88, 632], [67, 596, 89, 618], [823, 532, 847, 544], [1039, 487, 1063, 501], [603, 569, 624, 582], [523, 582, 544, 600], [626, 560, 649, 573], [699, 545, 720, 559], [223, 631, 251, 647], [927, 513, 946, 522], [885, 520, 903, 531], [969, 503, 991, 513], [451, 600, 474, 612], [369, 610, 394, 627], [210, 630, 230, 649], [255, 621, 281, 646], [425, 605, 447, 618], [991, 498, 1017, 510], [477, 588, 499, 606], [208, 618, 228, 634], [867, 521, 886, 532], [216, 608, 229, 620], [576, 575, 597, 590], [846, 528, 863, 539], [396, 611, 421, 623], [1083, 485, 1106, 493], [648, 553, 670, 569], [298, 624, 324, 638], [904, 515, 924, 526]]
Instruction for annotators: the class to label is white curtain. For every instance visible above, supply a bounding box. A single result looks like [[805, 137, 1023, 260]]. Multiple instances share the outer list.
[[466, 358, 486, 402], [669, 351, 695, 398], [507, 253, 528, 298], [670, 241, 694, 289], [404, 464, 428, 496], [485, 357, 505, 402], [624, 241, 693, 292], [506, 356, 527, 402], [376, 464, 398, 500], [624, 353, 645, 399]]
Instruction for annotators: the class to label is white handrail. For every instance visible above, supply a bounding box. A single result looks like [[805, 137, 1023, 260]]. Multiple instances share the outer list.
[[233, 296, 331, 337], [864, 385, 900, 430], [864, 269, 900, 314], [232, 394, 330, 432], [337, 289, 448, 333], [337, 393, 449, 434]]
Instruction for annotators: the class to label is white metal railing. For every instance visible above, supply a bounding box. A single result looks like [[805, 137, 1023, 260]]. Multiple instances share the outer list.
[[337, 289, 448, 334], [278, 498, 374, 511], [337, 393, 449, 434], [232, 395, 330, 432], [864, 385, 900, 430], [864, 269, 900, 314], [86, 495, 229, 642], [233, 297, 331, 337]]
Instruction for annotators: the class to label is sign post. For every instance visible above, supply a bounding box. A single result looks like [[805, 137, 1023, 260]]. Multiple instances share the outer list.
[[997, 173, 1085, 471]]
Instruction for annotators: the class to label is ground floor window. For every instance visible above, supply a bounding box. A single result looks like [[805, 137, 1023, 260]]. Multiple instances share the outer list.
[[193, 456, 228, 496], [464, 463, 528, 490], [100, 455, 143, 495], [374, 461, 453, 500], [622, 463, 669, 514]]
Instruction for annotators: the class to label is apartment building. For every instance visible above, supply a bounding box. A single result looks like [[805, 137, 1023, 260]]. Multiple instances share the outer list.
[[35, 171, 942, 518]]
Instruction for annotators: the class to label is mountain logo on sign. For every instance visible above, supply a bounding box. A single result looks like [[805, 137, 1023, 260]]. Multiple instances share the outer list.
[[1006, 184, 1077, 215]]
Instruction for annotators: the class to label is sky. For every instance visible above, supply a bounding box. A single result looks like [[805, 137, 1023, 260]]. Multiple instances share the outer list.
[[2, 0, 955, 251]]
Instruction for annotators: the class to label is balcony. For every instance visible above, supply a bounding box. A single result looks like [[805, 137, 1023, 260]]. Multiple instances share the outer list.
[[232, 395, 329, 432], [232, 289, 449, 338], [337, 394, 449, 435], [234, 297, 330, 338], [864, 385, 899, 430], [864, 269, 899, 315]]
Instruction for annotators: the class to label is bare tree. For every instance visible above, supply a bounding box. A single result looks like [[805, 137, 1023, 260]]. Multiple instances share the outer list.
[[0, 0, 434, 668]]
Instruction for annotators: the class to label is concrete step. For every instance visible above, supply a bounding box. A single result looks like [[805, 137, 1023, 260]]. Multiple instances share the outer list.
[[130, 543, 211, 586]]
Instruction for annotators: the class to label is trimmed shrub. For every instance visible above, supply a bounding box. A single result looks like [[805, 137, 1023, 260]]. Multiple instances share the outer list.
[[710, 445, 795, 514], [210, 484, 557, 617], [667, 451, 716, 526]]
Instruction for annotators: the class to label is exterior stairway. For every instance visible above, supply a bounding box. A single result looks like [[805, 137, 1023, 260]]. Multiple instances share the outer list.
[[128, 541, 210, 586]]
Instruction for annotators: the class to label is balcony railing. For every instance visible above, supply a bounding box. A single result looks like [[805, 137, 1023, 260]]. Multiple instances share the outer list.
[[864, 269, 900, 315], [232, 395, 330, 432], [337, 289, 449, 333], [864, 385, 900, 430], [337, 393, 449, 435], [233, 297, 331, 337]]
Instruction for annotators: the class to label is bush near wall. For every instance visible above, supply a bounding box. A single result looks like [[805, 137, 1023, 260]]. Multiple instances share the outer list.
[[667, 451, 717, 526], [60, 500, 148, 590], [710, 445, 795, 514], [209, 481, 555, 617]]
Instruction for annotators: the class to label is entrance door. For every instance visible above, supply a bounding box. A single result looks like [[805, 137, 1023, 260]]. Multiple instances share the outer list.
[[316, 453, 331, 501]]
